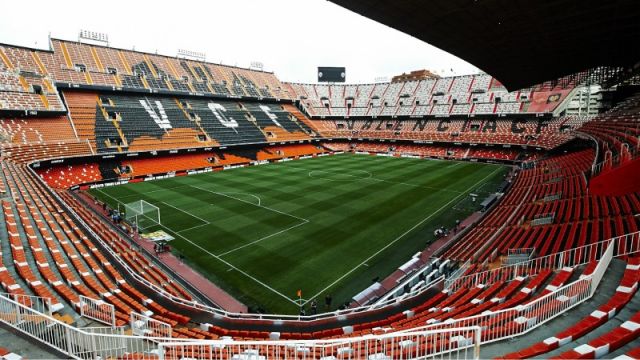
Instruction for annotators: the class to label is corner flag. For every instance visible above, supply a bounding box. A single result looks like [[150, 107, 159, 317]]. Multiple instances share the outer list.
[[297, 289, 302, 298]]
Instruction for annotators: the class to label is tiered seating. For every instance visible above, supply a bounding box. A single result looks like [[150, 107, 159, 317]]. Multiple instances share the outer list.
[[0, 200, 32, 301], [0, 45, 65, 112], [287, 73, 576, 118], [59, 191, 193, 328], [311, 118, 575, 149], [2, 162, 185, 324], [63, 92, 99, 150], [242, 103, 310, 141], [2, 32, 640, 358], [443, 148, 640, 263], [65, 92, 318, 153], [48, 39, 287, 100], [322, 141, 532, 161], [9, 161, 195, 323], [579, 92, 640, 171], [37, 163, 102, 189], [187, 255, 623, 343], [0, 116, 76, 144], [503, 257, 640, 358], [1, 141, 92, 163], [467, 148, 521, 160], [282, 104, 318, 135], [551, 296, 640, 358], [35, 144, 324, 183], [0, 89, 55, 112]]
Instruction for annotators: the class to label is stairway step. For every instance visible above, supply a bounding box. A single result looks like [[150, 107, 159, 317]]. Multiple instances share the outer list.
[[480, 259, 627, 359]]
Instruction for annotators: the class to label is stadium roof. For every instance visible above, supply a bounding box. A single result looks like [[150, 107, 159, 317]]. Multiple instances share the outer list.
[[329, 0, 640, 91]]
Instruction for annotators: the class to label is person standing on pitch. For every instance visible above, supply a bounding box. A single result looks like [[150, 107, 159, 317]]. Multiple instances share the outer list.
[[325, 294, 332, 310]]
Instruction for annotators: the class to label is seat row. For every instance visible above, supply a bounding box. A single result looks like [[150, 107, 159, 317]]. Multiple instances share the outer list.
[[309, 118, 574, 149]]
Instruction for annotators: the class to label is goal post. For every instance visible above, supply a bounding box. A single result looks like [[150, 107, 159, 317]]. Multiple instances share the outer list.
[[124, 200, 160, 231]]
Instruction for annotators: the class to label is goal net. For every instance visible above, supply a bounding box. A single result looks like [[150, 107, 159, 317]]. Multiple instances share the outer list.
[[124, 200, 160, 231]]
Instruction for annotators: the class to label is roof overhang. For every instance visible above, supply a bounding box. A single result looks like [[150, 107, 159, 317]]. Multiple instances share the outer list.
[[329, 0, 640, 91]]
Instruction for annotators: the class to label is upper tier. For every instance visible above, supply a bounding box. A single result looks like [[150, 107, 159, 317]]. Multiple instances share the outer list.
[[285, 75, 576, 118], [0, 39, 292, 113], [0, 39, 576, 116]]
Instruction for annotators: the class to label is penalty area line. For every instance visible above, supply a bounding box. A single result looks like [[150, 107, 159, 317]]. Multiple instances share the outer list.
[[190, 185, 308, 222], [161, 201, 210, 226], [301, 166, 503, 306], [217, 219, 309, 257], [158, 224, 301, 306]]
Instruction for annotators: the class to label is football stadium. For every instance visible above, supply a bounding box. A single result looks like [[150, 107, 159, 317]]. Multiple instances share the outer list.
[[0, 0, 639, 358]]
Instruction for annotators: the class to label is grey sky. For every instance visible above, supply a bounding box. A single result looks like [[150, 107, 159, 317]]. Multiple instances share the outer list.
[[0, 0, 480, 83]]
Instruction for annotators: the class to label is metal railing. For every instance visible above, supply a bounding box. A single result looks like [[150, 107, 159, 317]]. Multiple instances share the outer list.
[[0, 231, 634, 359], [404, 236, 618, 345], [590, 141, 640, 178], [79, 295, 115, 327], [447, 231, 638, 293], [0, 291, 481, 360], [131, 311, 172, 338], [0, 292, 52, 316], [444, 259, 471, 289], [506, 248, 536, 256], [31, 145, 640, 324], [0, 293, 185, 359], [157, 327, 482, 360]]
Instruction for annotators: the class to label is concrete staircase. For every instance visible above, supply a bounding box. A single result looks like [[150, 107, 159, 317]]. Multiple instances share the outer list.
[[3, 172, 79, 320], [0, 200, 35, 297], [539, 272, 639, 358]]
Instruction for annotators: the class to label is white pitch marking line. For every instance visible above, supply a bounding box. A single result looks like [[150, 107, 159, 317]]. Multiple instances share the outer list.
[[373, 178, 463, 194], [94, 188, 125, 207], [177, 222, 210, 234], [217, 220, 309, 257], [191, 184, 310, 256], [161, 201, 210, 226], [158, 224, 300, 305], [301, 166, 504, 306], [216, 192, 262, 207], [114, 185, 192, 200], [190, 185, 308, 222], [93, 188, 297, 300]]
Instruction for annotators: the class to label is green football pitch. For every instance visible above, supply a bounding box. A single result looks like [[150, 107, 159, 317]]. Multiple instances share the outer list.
[[89, 153, 509, 314]]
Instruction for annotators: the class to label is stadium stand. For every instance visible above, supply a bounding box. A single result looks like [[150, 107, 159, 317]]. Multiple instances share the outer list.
[[0, 159, 195, 325], [0, 33, 638, 359], [62, 91, 315, 153], [0, 45, 65, 112], [580, 92, 640, 173], [0, 116, 76, 144], [37, 144, 325, 187], [501, 256, 640, 359], [49, 39, 290, 100], [321, 141, 536, 161], [286, 74, 575, 119], [310, 117, 578, 149], [442, 148, 640, 263]]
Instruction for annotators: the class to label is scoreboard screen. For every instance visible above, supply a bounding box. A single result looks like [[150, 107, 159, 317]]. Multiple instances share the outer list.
[[318, 67, 346, 83]]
